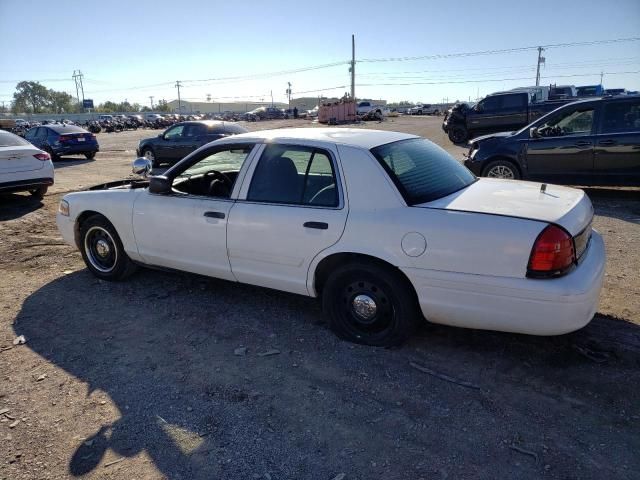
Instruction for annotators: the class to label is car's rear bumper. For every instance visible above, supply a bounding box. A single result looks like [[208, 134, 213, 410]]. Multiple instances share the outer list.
[[402, 231, 605, 336], [0, 177, 54, 193], [54, 144, 99, 155]]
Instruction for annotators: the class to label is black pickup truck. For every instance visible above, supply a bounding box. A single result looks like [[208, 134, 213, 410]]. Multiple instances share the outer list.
[[442, 91, 571, 143]]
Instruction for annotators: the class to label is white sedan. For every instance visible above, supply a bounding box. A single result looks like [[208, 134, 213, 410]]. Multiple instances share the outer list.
[[0, 130, 54, 198], [56, 128, 605, 346]]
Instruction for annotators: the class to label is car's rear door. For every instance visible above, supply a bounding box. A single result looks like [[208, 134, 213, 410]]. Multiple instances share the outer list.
[[227, 142, 348, 295], [593, 98, 640, 185]]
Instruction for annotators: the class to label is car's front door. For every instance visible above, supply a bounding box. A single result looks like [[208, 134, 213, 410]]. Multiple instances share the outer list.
[[227, 143, 348, 295], [176, 123, 208, 159], [524, 104, 597, 183], [132, 144, 257, 280], [156, 124, 185, 162], [593, 99, 640, 185]]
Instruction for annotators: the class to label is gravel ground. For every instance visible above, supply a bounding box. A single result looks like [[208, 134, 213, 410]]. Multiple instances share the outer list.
[[0, 116, 639, 480]]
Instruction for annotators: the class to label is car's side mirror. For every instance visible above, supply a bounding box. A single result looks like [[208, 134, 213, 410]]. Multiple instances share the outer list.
[[132, 157, 152, 177], [148, 176, 172, 194], [530, 127, 540, 138]]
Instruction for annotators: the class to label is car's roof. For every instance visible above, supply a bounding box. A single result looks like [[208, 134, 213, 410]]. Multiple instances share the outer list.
[[46, 125, 87, 133], [176, 120, 242, 129], [230, 128, 419, 149]]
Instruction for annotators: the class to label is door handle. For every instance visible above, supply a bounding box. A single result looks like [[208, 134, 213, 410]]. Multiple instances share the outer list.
[[598, 139, 615, 146], [303, 221, 328, 230], [203, 211, 225, 219], [574, 141, 592, 147]]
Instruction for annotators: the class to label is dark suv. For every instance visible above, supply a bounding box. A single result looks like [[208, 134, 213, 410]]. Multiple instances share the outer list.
[[464, 95, 640, 186]]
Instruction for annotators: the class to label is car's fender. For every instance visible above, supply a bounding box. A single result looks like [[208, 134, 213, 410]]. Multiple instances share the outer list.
[[62, 188, 143, 262]]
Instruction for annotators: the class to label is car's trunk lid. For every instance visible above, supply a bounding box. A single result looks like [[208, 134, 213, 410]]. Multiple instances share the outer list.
[[417, 178, 593, 236], [0, 145, 46, 174]]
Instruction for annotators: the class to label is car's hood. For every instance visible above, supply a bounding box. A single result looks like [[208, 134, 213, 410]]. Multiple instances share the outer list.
[[417, 178, 593, 236], [469, 131, 515, 145]]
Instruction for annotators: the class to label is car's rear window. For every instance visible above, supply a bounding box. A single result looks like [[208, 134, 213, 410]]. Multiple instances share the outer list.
[[0, 131, 30, 147], [371, 138, 476, 205]]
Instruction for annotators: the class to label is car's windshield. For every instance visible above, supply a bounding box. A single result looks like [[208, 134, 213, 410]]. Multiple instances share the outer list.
[[370, 138, 476, 205], [176, 147, 252, 178], [0, 131, 30, 147]]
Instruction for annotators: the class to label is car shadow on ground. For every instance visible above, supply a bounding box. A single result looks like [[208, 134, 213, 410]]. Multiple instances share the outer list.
[[53, 157, 95, 169], [13, 269, 640, 479], [0, 192, 43, 220]]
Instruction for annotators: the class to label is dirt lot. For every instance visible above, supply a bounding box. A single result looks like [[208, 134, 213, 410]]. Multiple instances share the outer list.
[[1, 116, 639, 480]]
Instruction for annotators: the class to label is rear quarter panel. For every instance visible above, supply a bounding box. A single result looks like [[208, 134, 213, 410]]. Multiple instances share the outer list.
[[308, 145, 547, 294]]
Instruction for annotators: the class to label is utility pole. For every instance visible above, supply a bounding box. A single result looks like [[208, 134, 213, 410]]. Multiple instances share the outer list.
[[175, 81, 182, 113], [149, 96, 154, 109], [270, 90, 273, 107], [535, 47, 545, 87], [600, 71, 604, 85], [72, 70, 80, 105], [350, 34, 355, 100], [286, 82, 292, 109]]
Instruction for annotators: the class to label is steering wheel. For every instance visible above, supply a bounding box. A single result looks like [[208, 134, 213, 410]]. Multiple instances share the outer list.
[[203, 170, 232, 188]]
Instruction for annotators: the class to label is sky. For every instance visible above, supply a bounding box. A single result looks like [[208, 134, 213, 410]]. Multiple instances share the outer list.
[[1, 0, 639, 108]]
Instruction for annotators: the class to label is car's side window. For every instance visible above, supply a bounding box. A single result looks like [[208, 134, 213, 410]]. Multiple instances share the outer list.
[[165, 125, 184, 140], [171, 145, 254, 198], [539, 108, 595, 137], [601, 101, 640, 134], [184, 124, 207, 137], [247, 144, 338, 207]]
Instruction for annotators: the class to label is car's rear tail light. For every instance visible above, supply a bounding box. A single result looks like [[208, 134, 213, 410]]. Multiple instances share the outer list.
[[33, 152, 51, 161], [527, 225, 576, 277], [58, 135, 71, 142]]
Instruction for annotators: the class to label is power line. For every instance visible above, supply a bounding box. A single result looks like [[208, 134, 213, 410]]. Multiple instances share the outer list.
[[358, 37, 640, 63]]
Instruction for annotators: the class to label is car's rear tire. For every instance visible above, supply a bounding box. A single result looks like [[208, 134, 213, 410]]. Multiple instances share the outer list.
[[79, 214, 138, 281], [142, 147, 159, 168], [45, 147, 60, 162], [448, 126, 468, 144], [482, 159, 521, 180], [85, 152, 96, 160], [322, 262, 419, 347], [30, 185, 48, 198]]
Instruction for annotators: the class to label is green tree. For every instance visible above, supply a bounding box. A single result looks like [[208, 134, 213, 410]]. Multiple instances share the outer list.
[[49, 90, 77, 114], [13, 81, 50, 113], [155, 99, 170, 112]]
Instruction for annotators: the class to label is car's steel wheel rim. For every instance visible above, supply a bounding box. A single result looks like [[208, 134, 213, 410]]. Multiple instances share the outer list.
[[84, 226, 118, 273], [487, 165, 515, 179], [144, 150, 155, 162], [340, 280, 395, 338]]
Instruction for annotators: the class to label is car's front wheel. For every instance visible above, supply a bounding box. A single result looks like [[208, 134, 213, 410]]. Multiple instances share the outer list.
[[448, 126, 468, 143], [322, 262, 419, 347], [483, 159, 521, 180], [142, 147, 158, 168], [79, 214, 137, 280]]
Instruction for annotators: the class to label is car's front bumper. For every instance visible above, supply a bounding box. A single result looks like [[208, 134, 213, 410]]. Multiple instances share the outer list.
[[402, 231, 606, 336]]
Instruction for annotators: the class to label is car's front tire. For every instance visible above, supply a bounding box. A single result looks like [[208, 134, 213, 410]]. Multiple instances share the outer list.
[[142, 147, 158, 168], [448, 126, 468, 143], [79, 214, 137, 281], [322, 262, 419, 347], [482, 159, 521, 180]]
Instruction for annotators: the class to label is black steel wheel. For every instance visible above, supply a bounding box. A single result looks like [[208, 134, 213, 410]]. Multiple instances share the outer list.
[[79, 215, 137, 280], [322, 262, 419, 347]]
